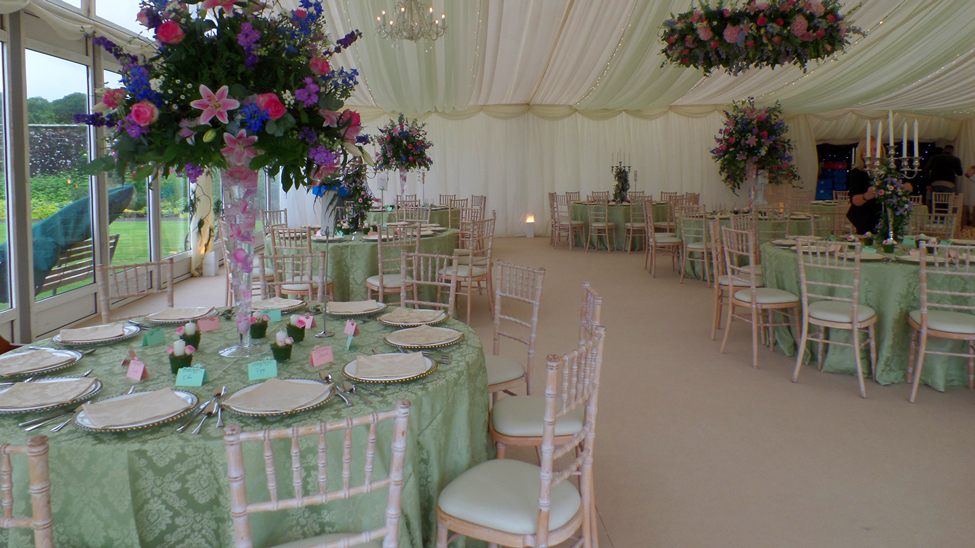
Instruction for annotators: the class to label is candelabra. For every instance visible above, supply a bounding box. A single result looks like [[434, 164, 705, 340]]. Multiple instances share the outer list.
[[865, 145, 922, 180]]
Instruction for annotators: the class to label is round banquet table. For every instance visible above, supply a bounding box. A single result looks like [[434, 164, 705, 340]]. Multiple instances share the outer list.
[[761, 242, 975, 391], [0, 314, 490, 547], [365, 206, 452, 228], [266, 229, 458, 301], [570, 201, 669, 250]]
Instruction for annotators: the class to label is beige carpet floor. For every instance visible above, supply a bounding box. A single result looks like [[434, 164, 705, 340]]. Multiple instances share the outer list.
[[102, 237, 975, 548]]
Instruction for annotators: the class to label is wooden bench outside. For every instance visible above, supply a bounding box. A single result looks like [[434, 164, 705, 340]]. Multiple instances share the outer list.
[[37, 234, 120, 296]]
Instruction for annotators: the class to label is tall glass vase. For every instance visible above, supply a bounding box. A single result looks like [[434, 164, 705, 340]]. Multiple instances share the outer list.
[[398, 168, 408, 195], [219, 166, 269, 358]]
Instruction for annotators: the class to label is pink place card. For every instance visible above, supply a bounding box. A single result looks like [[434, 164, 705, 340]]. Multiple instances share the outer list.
[[344, 320, 359, 336], [310, 345, 334, 368], [198, 316, 221, 332], [126, 359, 149, 381], [300, 314, 317, 328]]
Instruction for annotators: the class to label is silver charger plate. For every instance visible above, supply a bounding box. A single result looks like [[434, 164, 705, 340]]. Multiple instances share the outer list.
[[74, 390, 198, 432], [343, 354, 437, 384], [0, 348, 83, 379], [222, 379, 335, 417], [52, 324, 141, 346], [143, 308, 218, 325], [383, 327, 465, 350], [0, 377, 102, 414], [326, 301, 388, 317], [377, 309, 448, 327]]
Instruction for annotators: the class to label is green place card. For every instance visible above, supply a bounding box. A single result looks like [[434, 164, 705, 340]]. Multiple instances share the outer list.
[[248, 358, 278, 381], [142, 328, 166, 347], [862, 247, 878, 254], [346, 334, 355, 351], [175, 366, 208, 387], [262, 309, 282, 322], [902, 238, 916, 247]]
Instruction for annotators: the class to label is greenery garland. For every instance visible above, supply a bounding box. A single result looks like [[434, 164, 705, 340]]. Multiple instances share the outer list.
[[660, 0, 863, 75], [710, 98, 798, 193]]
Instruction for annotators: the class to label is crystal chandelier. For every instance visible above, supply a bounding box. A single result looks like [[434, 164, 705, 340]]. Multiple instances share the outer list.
[[376, 0, 446, 44]]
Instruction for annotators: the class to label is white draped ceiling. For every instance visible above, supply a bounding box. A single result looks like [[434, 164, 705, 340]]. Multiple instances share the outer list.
[[18, 0, 975, 235]]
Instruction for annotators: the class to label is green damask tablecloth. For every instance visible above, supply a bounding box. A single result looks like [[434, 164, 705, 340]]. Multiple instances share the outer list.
[[569, 202, 669, 250], [365, 207, 451, 229], [265, 230, 458, 301], [761, 243, 975, 390], [0, 314, 490, 547]]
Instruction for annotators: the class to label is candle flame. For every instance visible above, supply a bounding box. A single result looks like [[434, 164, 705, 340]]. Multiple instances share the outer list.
[[526, 215, 535, 223]]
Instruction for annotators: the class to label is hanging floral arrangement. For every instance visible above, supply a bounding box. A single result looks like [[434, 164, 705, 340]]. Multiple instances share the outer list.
[[710, 98, 798, 193], [78, 0, 371, 191], [872, 159, 912, 241], [660, 0, 863, 75], [371, 114, 434, 172]]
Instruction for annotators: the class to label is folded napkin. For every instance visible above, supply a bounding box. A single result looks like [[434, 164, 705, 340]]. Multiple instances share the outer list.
[[354, 352, 428, 379], [0, 350, 74, 377], [0, 378, 96, 409], [59, 325, 125, 343], [251, 297, 304, 310], [386, 325, 461, 346], [225, 378, 330, 413], [327, 300, 382, 314], [380, 307, 445, 324], [82, 388, 190, 428], [146, 307, 214, 321]]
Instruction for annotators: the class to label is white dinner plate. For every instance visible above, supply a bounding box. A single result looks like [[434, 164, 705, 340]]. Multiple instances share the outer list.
[[52, 325, 141, 346], [0, 377, 102, 414], [343, 355, 438, 384], [0, 348, 83, 379], [74, 389, 197, 432], [222, 379, 335, 417]]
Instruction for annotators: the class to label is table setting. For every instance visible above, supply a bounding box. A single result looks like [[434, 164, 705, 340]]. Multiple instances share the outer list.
[[0, 300, 490, 547]]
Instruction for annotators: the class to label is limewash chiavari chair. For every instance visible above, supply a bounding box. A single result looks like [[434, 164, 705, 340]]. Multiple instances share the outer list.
[[808, 212, 836, 239], [788, 188, 814, 213], [0, 436, 54, 548], [270, 226, 313, 255], [909, 194, 923, 205], [628, 190, 645, 200], [915, 213, 957, 240], [586, 198, 616, 252], [439, 194, 455, 207], [654, 194, 686, 235], [565, 191, 581, 202], [396, 203, 432, 224], [223, 401, 411, 548], [588, 191, 610, 202], [554, 194, 586, 250], [262, 209, 288, 235], [931, 192, 954, 215], [710, 219, 763, 340], [720, 226, 800, 369], [579, 281, 603, 345], [399, 251, 457, 318], [623, 198, 648, 252], [792, 239, 877, 399], [366, 225, 420, 304], [678, 213, 712, 285], [907, 243, 975, 403], [644, 199, 681, 276], [548, 192, 558, 247], [445, 326, 606, 548], [684, 192, 700, 205], [97, 257, 175, 323], [262, 251, 332, 302], [833, 190, 849, 202], [448, 213, 496, 324], [448, 198, 468, 229], [397, 194, 418, 205], [487, 262, 546, 403], [471, 195, 487, 216], [660, 191, 678, 202]]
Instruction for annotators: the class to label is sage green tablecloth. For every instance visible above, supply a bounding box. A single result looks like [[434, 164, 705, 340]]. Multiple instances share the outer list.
[[266, 230, 458, 301], [569, 202, 669, 250], [365, 207, 451, 228], [761, 243, 974, 391], [0, 315, 490, 547]]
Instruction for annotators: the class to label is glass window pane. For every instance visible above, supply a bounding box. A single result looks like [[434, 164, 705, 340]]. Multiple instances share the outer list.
[[103, 71, 150, 266], [0, 43, 9, 312], [159, 174, 190, 257], [95, 0, 149, 37], [26, 50, 93, 301]]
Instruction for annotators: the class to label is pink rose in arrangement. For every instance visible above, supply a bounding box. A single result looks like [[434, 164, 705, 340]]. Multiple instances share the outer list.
[[790, 15, 808, 37], [723, 25, 740, 44], [255, 93, 286, 120], [710, 41, 719, 49], [129, 100, 159, 126], [757, 15, 767, 26], [309, 57, 331, 76], [155, 20, 185, 44], [95, 88, 126, 112], [339, 109, 362, 143], [805, 0, 826, 17], [137, 8, 153, 27], [696, 26, 714, 41]]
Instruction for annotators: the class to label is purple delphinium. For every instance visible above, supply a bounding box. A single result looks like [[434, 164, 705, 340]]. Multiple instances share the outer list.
[[297, 127, 317, 143], [294, 77, 319, 107], [308, 145, 336, 165]]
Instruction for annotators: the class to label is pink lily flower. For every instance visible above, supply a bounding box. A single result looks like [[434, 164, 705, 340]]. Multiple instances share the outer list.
[[177, 119, 196, 144], [190, 84, 240, 125], [221, 129, 258, 166], [201, 0, 236, 12]]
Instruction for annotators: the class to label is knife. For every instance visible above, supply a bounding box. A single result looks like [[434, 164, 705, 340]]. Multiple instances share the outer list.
[[176, 398, 213, 433]]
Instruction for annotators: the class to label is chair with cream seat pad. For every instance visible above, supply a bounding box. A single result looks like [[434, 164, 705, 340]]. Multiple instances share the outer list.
[[446, 213, 496, 324], [97, 257, 175, 323], [222, 401, 411, 548], [644, 200, 681, 277], [487, 262, 545, 403], [792, 239, 877, 398], [907, 243, 975, 403], [555, 194, 586, 250], [710, 219, 764, 340], [623, 198, 648, 252], [0, 436, 55, 548], [399, 251, 458, 318], [678, 212, 712, 285], [366, 225, 420, 305], [263, 251, 332, 302], [438, 327, 605, 548], [585, 198, 615, 252], [720, 226, 800, 369]]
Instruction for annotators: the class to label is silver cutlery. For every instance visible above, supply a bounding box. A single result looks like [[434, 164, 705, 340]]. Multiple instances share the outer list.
[[47, 399, 93, 433], [192, 404, 216, 434], [320, 373, 351, 406], [176, 386, 223, 433], [29, 346, 96, 356], [193, 386, 226, 434], [350, 382, 380, 398], [342, 381, 372, 405], [215, 400, 224, 429]]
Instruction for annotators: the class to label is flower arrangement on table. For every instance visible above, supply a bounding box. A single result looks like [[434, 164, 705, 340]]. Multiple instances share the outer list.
[[372, 114, 433, 195], [334, 157, 373, 234], [710, 98, 798, 197], [660, 0, 863, 75], [871, 158, 912, 242], [611, 164, 630, 204]]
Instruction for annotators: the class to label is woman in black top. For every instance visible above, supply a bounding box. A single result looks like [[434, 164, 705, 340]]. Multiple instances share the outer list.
[[846, 146, 911, 235]]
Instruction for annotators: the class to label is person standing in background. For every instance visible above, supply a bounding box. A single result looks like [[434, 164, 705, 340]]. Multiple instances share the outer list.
[[925, 144, 964, 195]]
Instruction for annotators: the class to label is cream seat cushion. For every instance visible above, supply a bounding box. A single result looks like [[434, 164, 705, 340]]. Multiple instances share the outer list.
[[280, 277, 333, 292], [717, 274, 763, 287], [685, 242, 707, 250], [625, 222, 646, 228], [444, 265, 488, 278], [271, 532, 382, 548], [491, 395, 584, 437], [908, 310, 975, 334], [654, 235, 681, 244], [808, 301, 876, 324], [732, 288, 799, 305], [486, 355, 525, 386], [366, 273, 412, 288], [741, 263, 761, 274], [437, 459, 581, 536], [590, 222, 615, 228]]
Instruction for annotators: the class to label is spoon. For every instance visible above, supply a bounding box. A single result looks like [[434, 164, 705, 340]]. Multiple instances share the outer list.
[[342, 381, 372, 405], [319, 373, 351, 406]]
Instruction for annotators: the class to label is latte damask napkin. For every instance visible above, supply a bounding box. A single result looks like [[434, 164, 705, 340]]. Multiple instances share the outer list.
[[327, 300, 382, 314], [354, 352, 428, 379], [385, 325, 461, 346], [146, 307, 214, 321], [59, 325, 125, 343], [224, 378, 330, 413], [0, 378, 96, 408], [82, 388, 190, 428], [251, 297, 304, 310], [0, 350, 74, 376], [379, 307, 445, 324]]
